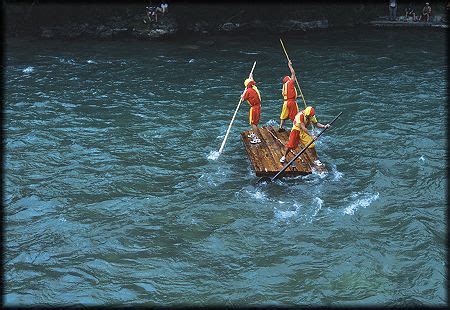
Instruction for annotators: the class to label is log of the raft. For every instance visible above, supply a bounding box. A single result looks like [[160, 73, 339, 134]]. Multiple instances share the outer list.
[[241, 126, 327, 177]]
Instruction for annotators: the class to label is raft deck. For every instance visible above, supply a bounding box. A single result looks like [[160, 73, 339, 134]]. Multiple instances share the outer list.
[[241, 126, 327, 178]]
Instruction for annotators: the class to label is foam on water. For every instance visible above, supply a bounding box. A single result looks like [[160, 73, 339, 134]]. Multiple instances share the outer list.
[[265, 119, 279, 127], [305, 197, 324, 223], [58, 58, 76, 65], [274, 203, 301, 222], [299, 170, 327, 184], [343, 192, 379, 215], [198, 164, 233, 189], [133, 113, 147, 119], [60, 102, 77, 109], [245, 188, 267, 200], [22, 66, 34, 73], [312, 169, 328, 179], [198, 173, 217, 187], [32, 101, 49, 108], [207, 150, 220, 160], [274, 197, 324, 224], [330, 164, 343, 181], [239, 51, 260, 55]]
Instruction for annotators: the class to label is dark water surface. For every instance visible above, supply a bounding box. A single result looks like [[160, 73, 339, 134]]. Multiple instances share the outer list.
[[4, 29, 447, 305]]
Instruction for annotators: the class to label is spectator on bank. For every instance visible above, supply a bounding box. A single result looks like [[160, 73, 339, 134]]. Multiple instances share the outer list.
[[389, 0, 398, 20], [405, 2, 417, 20], [419, 2, 432, 22], [157, 1, 169, 15], [144, 2, 158, 24]]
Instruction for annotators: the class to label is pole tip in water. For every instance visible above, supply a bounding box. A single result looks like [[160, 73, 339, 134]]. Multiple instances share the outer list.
[[207, 150, 220, 160], [256, 177, 272, 185]]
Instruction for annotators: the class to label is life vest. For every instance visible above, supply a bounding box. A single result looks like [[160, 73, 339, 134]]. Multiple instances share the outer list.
[[282, 77, 297, 101], [292, 108, 317, 131], [243, 80, 261, 105], [251, 85, 261, 102]]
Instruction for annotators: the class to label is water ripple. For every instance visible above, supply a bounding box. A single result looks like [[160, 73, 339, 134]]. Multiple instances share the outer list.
[[4, 30, 446, 305]]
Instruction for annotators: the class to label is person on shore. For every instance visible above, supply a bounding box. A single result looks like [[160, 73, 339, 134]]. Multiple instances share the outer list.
[[157, 0, 169, 15], [144, 1, 159, 24], [151, 6, 159, 22], [279, 106, 330, 166], [278, 60, 299, 133], [419, 2, 432, 22], [389, 0, 397, 21], [405, 2, 417, 21], [242, 74, 262, 143]]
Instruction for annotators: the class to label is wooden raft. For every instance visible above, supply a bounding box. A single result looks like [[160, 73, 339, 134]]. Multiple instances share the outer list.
[[241, 126, 327, 177]]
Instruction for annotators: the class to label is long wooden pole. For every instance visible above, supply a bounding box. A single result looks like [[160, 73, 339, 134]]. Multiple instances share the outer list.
[[258, 112, 343, 183], [280, 38, 315, 132], [218, 61, 257, 155], [280, 38, 307, 109]]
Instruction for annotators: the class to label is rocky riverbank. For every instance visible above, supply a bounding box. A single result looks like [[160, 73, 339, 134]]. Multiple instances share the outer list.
[[5, 2, 448, 40]]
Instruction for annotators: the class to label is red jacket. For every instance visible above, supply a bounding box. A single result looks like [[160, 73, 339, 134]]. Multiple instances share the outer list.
[[243, 81, 261, 106], [282, 78, 297, 101]]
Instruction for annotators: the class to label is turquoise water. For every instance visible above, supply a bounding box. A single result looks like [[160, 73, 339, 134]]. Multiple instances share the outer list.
[[4, 29, 447, 305]]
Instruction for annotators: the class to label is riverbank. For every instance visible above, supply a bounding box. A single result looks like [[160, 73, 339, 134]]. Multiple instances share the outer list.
[[5, 2, 449, 40]]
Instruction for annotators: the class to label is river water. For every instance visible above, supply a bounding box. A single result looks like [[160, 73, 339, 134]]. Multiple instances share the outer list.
[[4, 29, 447, 306]]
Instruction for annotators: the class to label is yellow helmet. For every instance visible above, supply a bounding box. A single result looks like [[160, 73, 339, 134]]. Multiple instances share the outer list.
[[244, 78, 253, 87], [304, 106, 315, 116]]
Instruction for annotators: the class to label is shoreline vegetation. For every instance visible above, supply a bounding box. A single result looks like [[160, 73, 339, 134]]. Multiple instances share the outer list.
[[5, 2, 449, 40]]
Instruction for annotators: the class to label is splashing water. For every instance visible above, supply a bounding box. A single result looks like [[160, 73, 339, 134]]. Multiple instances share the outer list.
[[58, 58, 76, 65], [312, 169, 328, 179], [265, 119, 280, 127], [343, 192, 379, 215], [245, 189, 267, 200], [274, 203, 301, 222], [331, 165, 343, 181], [310, 197, 323, 219], [239, 51, 260, 55], [207, 150, 220, 160], [22, 66, 34, 73]]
